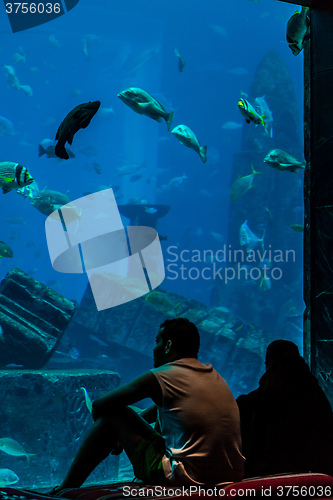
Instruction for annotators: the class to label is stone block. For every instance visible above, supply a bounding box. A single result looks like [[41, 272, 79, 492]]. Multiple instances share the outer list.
[[0, 268, 77, 368]]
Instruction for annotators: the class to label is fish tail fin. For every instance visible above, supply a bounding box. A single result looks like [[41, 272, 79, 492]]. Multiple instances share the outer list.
[[38, 144, 45, 157], [200, 145, 207, 163], [166, 111, 174, 131], [55, 141, 69, 160], [251, 162, 263, 175], [26, 453, 36, 463]]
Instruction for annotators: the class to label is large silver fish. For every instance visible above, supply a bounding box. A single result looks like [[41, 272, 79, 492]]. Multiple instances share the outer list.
[[0, 162, 33, 194], [230, 163, 261, 201], [264, 149, 305, 173], [0, 437, 35, 461], [55, 101, 100, 160], [31, 188, 81, 224], [118, 88, 174, 131], [171, 124, 207, 163], [0, 468, 19, 487]]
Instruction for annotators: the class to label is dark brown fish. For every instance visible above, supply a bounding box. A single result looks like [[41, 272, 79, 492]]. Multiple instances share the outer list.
[[55, 101, 100, 160]]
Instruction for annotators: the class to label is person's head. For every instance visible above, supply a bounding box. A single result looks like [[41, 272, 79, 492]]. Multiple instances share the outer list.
[[265, 339, 300, 370], [153, 317, 200, 368]]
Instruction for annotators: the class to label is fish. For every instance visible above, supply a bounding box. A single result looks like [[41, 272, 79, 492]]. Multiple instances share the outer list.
[[0, 241, 13, 258], [31, 189, 81, 224], [12, 50, 27, 65], [174, 49, 186, 72], [144, 291, 181, 316], [240, 220, 265, 252], [20, 84, 33, 97], [93, 162, 102, 174], [264, 149, 305, 173], [4, 65, 20, 90], [48, 34, 61, 48], [171, 124, 207, 163], [238, 98, 266, 131], [82, 34, 101, 58], [0, 115, 14, 136], [30, 188, 70, 216], [222, 121, 243, 130], [115, 162, 147, 177], [55, 101, 101, 159], [230, 163, 262, 201], [118, 88, 174, 131], [254, 95, 273, 137], [80, 387, 93, 413], [145, 206, 158, 214], [4, 214, 27, 225], [130, 174, 143, 182], [38, 139, 75, 159], [290, 224, 304, 233], [286, 6, 310, 56], [0, 468, 19, 487], [16, 180, 39, 200], [158, 174, 188, 191], [0, 162, 34, 194], [0, 438, 35, 461], [227, 67, 250, 76]]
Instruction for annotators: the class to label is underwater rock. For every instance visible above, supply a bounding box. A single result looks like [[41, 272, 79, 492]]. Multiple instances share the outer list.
[[64, 285, 264, 395], [0, 268, 77, 369], [0, 369, 120, 488]]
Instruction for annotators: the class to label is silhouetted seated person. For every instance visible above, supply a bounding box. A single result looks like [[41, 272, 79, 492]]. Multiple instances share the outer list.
[[52, 318, 244, 492], [236, 340, 333, 478]]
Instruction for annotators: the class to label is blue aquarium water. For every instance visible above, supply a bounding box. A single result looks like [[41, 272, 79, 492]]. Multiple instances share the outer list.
[[0, 0, 305, 489]]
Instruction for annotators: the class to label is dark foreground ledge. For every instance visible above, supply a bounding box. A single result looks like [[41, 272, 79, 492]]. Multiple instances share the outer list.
[[1, 473, 333, 500]]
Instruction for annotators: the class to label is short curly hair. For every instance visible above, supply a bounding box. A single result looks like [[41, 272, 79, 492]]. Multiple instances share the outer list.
[[159, 317, 200, 358]]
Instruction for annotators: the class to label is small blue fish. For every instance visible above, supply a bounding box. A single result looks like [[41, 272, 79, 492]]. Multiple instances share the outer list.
[[145, 206, 158, 214]]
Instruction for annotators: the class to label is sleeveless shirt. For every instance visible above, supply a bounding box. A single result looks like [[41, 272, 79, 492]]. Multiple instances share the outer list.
[[151, 358, 244, 485]]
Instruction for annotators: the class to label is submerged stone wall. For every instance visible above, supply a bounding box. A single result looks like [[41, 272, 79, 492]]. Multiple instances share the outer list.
[[0, 369, 120, 489], [64, 286, 265, 397], [0, 268, 77, 369]]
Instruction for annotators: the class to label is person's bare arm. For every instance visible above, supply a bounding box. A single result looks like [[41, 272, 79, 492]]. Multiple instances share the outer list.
[[92, 372, 161, 421]]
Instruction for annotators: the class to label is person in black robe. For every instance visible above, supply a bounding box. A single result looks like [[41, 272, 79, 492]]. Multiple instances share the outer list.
[[237, 339, 333, 478]]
